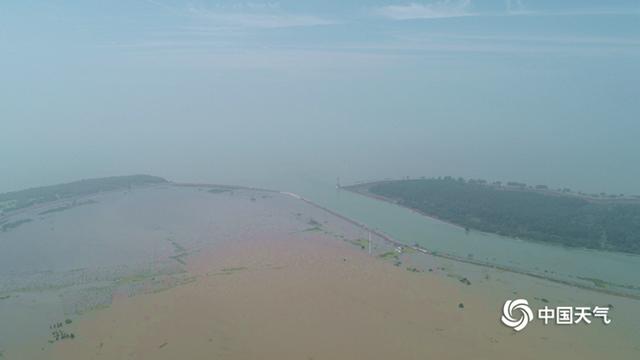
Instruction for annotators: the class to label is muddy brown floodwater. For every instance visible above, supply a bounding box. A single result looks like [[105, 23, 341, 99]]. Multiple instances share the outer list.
[[50, 187, 639, 360]]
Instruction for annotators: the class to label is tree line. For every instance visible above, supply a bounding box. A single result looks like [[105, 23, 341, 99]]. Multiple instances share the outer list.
[[370, 177, 640, 254]]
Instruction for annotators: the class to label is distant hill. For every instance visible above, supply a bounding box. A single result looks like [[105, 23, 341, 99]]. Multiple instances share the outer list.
[[351, 177, 640, 255], [0, 175, 167, 214]]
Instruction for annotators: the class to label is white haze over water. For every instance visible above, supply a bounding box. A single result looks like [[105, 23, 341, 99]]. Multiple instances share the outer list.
[[1, 0, 639, 195]]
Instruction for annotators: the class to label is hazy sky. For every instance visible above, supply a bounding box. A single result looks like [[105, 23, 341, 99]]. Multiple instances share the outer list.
[[1, 1, 639, 194]]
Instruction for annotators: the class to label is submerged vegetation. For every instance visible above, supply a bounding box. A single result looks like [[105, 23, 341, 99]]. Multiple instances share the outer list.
[[366, 177, 640, 254], [37, 199, 98, 216], [302, 218, 323, 232], [168, 238, 188, 265], [49, 321, 75, 343], [207, 188, 231, 194], [378, 251, 399, 260], [350, 238, 369, 250], [1, 219, 32, 232]]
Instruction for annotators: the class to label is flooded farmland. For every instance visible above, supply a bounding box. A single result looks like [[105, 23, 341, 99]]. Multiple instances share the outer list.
[[0, 184, 395, 358], [0, 184, 639, 359]]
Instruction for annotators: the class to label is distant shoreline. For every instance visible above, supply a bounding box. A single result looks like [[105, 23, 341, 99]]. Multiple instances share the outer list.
[[345, 179, 640, 205], [340, 180, 640, 301], [344, 181, 472, 231], [344, 179, 640, 255]]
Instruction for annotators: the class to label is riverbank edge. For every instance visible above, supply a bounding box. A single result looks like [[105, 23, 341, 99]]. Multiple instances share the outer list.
[[340, 181, 640, 301]]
